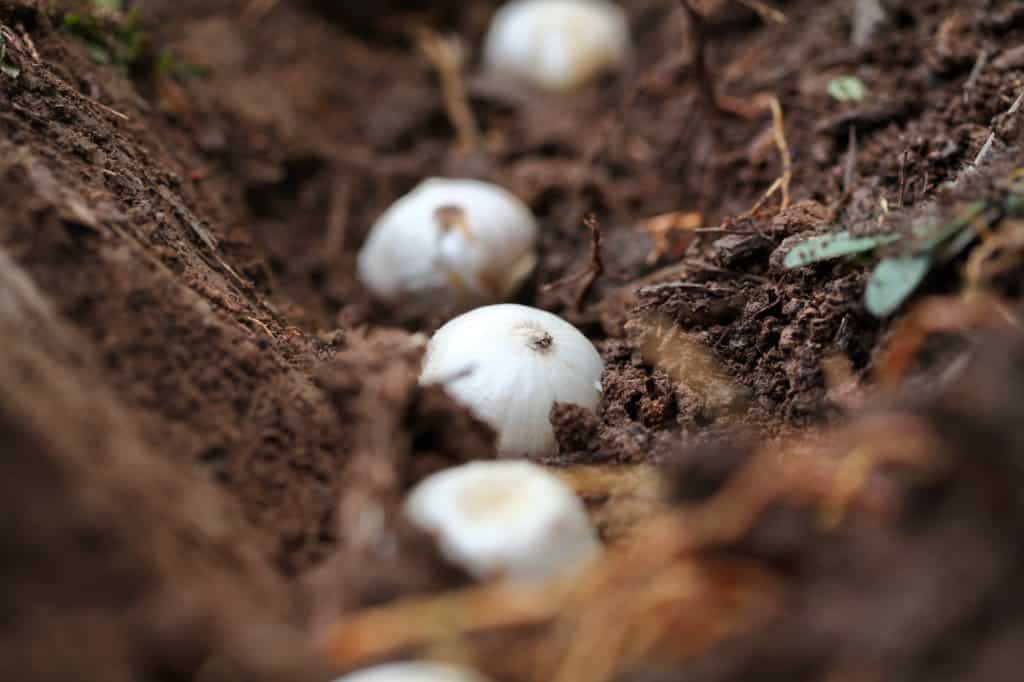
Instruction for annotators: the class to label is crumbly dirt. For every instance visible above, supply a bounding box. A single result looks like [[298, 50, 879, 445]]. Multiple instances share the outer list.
[[2, 0, 1024, 680]]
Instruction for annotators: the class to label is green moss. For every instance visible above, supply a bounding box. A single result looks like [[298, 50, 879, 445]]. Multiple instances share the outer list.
[[61, 8, 148, 73], [58, 6, 207, 82]]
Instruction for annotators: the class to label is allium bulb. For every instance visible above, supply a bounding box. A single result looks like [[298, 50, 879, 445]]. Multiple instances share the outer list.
[[357, 178, 538, 314], [419, 303, 604, 457], [404, 460, 601, 580], [482, 0, 632, 92], [333, 662, 491, 682]]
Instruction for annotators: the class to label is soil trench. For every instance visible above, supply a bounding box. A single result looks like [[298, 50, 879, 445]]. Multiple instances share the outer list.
[[2, 0, 1024, 680]]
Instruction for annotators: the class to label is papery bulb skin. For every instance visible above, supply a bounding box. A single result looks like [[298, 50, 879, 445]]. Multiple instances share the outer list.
[[419, 304, 604, 457], [357, 179, 538, 315], [482, 0, 632, 92]]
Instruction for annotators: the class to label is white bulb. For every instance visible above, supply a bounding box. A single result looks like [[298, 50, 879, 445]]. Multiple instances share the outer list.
[[482, 0, 632, 92], [333, 662, 491, 682], [404, 460, 601, 580], [357, 178, 538, 313], [419, 304, 604, 457]]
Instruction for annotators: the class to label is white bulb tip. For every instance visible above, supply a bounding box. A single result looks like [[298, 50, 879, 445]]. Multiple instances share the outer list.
[[482, 0, 632, 92], [333, 662, 492, 682], [419, 304, 604, 457], [404, 460, 601, 581]]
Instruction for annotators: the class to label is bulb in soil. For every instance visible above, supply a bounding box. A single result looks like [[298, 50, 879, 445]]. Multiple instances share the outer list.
[[419, 303, 604, 457], [404, 460, 601, 580], [482, 0, 632, 92], [333, 662, 491, 682], [357, 178, 538, 315]]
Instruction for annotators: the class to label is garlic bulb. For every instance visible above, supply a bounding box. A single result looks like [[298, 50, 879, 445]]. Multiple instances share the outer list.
[[333, 662, 491, 682], [404, 460, 600, 580], [357, 178, 538, 314], [482, 0, 632, 92], [419, 304, 604, 457]]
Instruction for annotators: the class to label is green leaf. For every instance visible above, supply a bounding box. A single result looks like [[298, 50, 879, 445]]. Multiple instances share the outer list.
[[938, 225, 978, 262], [783, 231, 900, 269], [828, 76, 868, 103], [93, 0, 124, 10], [865, 254, 931, 317], [912, 201, 986, 251]]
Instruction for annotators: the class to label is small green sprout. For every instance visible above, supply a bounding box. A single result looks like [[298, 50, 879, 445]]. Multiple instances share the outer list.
[[864, 255, 931, 317], [785, 176, 1024, 317], [783, 231, 898, 269], [828, 76, 868, 103]]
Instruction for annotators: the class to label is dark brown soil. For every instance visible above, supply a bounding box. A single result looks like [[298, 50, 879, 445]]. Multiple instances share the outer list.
[[2, 0, 1024, 680]]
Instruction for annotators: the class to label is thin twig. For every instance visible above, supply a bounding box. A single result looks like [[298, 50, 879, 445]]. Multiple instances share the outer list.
[[971, 87, 1024, 170], [751, 295, 781, 317], [963, 49, 988, 105], [244, 316, 276, 339], [90, 97, 129, 121], [742, 176, 784, 218], [736, 0, 787, 24], [324, 177, 351, 265], [843, 124, 857, 194], [897, 148, 908, 208], [974, 132, 996, 168], [693, 227, 763, 235], [678, 1, 720, 120], [417, 28, 481, 154], [670, 6, 762, 120], [768, 95, 791, 210], [738, 95, 791, 217], [638, 281, 722, 297], [542, 214, 605, 311], [22, 41, 130, 121], [42, 68, 130, 121], [16, 24, 39, 62]]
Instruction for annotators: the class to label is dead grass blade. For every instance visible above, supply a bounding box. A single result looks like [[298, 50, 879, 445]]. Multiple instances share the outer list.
[[637, 210, 703, 263], [627, 314, 743, 416], [416, 28, 481, 155]]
